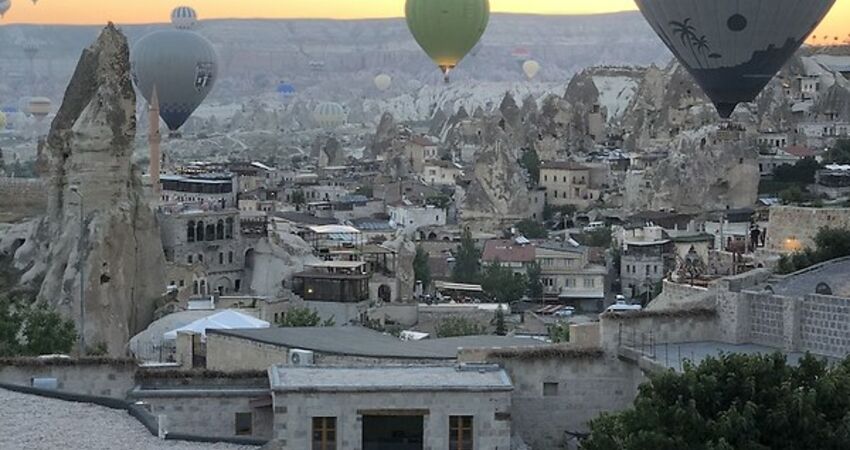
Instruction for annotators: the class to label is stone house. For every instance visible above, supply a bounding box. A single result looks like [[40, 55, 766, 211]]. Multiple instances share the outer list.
[[421, 160, 463, 186], [540, 161, 603, 210]]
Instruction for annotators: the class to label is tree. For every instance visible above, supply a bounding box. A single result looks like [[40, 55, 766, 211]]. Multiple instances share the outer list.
[[772, 157, 822, 184], [518, 147, 541, 185], [779, 185, 806, 205], [291, 190, 306, 211], [0, 300, 21, 357], [493, 307, 507, 336], [526, 262, 543, 301], [543, 204, 577, 223], [515, 219, 548, 239], [278, 307, 334, 327], [583, 353, 850, 450], [452, 228, 481, 284], [584, 227, 613, 248], [413, 245, 431, 290], [480, 261, 527, 304], [548, 323, 570, 343], [20, 307, 76, 356], [435, 317, 486, 338], [825, 139, 850, 165]]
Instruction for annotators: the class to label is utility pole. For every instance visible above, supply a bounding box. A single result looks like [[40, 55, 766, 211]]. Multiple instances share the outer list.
[[70, 186, 85, 356]]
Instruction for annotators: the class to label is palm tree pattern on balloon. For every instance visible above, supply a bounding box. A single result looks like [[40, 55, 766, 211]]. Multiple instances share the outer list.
[[670, 18, 721, 68]]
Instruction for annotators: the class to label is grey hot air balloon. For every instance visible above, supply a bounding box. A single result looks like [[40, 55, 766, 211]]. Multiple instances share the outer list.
[[635, 0, 836, 118], [171, 6, 198, 30], [131, 29, 218, 131], [313, 102, 347, 129], [0, 0, 11, 18]]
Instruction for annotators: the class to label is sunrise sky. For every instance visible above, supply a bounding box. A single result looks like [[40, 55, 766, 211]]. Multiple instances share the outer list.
[[1, 0, 849, 42]]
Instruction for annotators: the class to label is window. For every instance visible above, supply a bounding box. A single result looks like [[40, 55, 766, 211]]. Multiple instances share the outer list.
[[179, 280, 185, 287], [187, 255, 193, 264], [198, 254, 204, 263], [196, 221, 205, 242], [216, 220, 225, 240], [543, 382, 559, 396], [228, 251, 234, 264], [219, 253, 224, 265], [235, 279, 241, 292], [584, 278, 595, 288], [450, 416, 473, 450], [187, 221, 195, 242], [192, 280, 199, 295], [312, 417, 336, 450], [235, 412, 252, 436]]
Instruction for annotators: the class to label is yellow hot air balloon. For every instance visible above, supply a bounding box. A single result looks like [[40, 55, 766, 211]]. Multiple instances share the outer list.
[[405, 0, 490, 82], [523, 60, 541, 80], [374, 74, 392, 91]]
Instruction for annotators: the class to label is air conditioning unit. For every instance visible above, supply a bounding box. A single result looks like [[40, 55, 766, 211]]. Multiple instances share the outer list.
[[289, 349, 314, 366]]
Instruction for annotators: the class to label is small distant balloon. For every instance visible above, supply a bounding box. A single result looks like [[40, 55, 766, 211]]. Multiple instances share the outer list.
[[522, 60, 540, 80], [26, 97, 51, 122], [171, 6, 198, 30], [0, 0, 11, 18], [277, 82, 296, 100], [374, 74, 392, 91]]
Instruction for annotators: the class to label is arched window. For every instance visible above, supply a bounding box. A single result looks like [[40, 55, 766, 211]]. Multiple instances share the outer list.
[[206, 224, 216, 241], [228, 251, 233, 264], [226, 218, 234, 239], [192, 280, 199, 295], [216, 220, 224, 240], [187, 255, 193, 264], [187, 221, 196, 242], [219, 252, 224, 265], [816, 282, 833, 296], [196, 221, 205, 242]]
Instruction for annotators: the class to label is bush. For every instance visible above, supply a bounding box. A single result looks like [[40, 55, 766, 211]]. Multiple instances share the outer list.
[[277, 307, 334, 327], [435, 317, 486, 338]]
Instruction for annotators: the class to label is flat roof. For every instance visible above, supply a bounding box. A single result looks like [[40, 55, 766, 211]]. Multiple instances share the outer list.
[[307, 261, 366, 270], [209, 327, 544, 360], [269, 364, 513, 392]]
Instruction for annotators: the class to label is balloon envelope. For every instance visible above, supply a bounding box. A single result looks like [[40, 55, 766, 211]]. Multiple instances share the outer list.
[[171, 6, 198, 30], [374, 74, 392, 91], [313, 102, 347, 129], [405, 0, 490, 77], [26, 97, 51, 120], [0, 0, 10, 17], [522, 60, 540, 80], [636, 0, 836, 118], [277, 82, 296, 98], [131, 29, 218, 131]]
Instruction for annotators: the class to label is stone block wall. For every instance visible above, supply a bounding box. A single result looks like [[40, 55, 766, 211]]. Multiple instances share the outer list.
[[599, 311, 720, 352], [0, 359, 137, 399], [746, 292, 786, 347], [800, 294, 850, 358], [272, 390, 512, 450], [766, 206, 850, 253]]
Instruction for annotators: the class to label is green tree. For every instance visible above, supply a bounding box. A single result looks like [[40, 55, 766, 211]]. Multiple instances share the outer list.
[[515, 219, 548, 239], [480, 261, 527, 304], [413, 245, 431, 290], [543, 204, 577, 222], [278, 307, 334, 327], [584, 227, 613, 248], [0, 300, 21, 356], [548, 323, 570, 343], [583, 353, 850, 450], [825, 139, 850, 164], [518, 147, 541, 185], [435, 317, 486, 338], [452, 228, 481, 284], [291, 190, 306, 211], [526, 262, 543, 301], [20, 307, 76, 356], [772, 157, 822, 184], [493, 307, 507, 336], [779, 185, 806, 205]]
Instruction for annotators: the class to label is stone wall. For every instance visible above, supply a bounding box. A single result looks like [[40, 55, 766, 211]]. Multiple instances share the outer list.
[[460, 347, 643, 449], [599, 310, 720, 352], [765, 206, 850, 253], [0, 358, 137, 399], [800, 294, 850, 358], [272, 390, 512, 450], [0, 177, 47, 220]]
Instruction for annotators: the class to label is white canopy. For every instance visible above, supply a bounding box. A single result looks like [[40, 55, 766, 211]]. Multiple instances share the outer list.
[[163, 310, 269, 341]]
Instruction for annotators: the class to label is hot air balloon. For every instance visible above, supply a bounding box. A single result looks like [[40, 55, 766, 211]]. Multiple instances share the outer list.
[[405, 0, 490, 82], [0, 0, 11, 18], [313, 102, 347, 129], [374, 74, 392, 91], [26, 97, 51, 122], [635, 0, 836, 118], [277, 82, 296, 100], [131, 29, 219, 132], [522, 60, 540, 80], [171, 6, 198, 30]]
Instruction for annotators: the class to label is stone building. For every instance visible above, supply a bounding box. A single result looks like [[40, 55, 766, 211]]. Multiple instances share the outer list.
[[540, 161, 603, 210], [421, 160, 463, 186], [620, 237, 675, 301], [159, 173, 236, 208], [268, 365, 512, 450], [159, 206, 247, 296]]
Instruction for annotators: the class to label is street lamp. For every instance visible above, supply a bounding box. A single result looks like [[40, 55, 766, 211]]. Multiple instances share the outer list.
[[69, 186, 86, 356]]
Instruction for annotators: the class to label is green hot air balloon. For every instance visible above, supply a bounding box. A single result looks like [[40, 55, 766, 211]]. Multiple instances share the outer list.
[[406, 0, 490, 82]]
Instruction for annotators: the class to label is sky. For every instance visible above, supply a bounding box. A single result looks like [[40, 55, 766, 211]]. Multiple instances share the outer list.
[[1, 0, 849, 41]]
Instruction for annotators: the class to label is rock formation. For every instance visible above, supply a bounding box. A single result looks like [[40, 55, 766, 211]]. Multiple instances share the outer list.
[[1, 25, 167, 355]]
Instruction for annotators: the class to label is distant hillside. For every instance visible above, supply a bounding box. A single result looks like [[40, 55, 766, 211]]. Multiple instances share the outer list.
[[0, 12, 669, 104]]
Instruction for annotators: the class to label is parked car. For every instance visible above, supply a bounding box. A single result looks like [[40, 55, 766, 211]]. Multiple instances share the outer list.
[[583, 221, 606, 233], [606, 300, 642, 313]]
